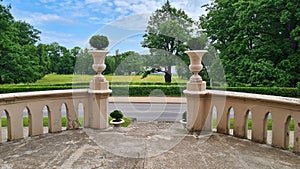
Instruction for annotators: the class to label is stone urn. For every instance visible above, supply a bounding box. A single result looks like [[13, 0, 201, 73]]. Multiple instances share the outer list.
[[185, 50, 208, 84], [185, 50, 208, 91], [89, 50, 108, 82], [88, 50, 109, 90]]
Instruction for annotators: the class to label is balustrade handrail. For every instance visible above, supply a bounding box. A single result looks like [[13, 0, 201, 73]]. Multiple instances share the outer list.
[[208, 90, 300, 106], [0, 89, 88, 101]]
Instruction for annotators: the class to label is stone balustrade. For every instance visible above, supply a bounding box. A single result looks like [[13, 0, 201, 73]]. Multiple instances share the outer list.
[[0, 89, 110, 141], [185, 89, 300, 153], [1, 88, 299, 154]]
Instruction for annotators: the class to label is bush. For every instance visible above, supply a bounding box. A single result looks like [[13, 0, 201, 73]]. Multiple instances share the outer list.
[[1, 83, 299, 98], [110, 85, 185, 97], [110, 110, 124, 122], [212, 86, 300, 98]]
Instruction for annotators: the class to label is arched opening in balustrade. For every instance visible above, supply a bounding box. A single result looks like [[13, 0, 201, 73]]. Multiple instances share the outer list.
[[228, 107, 234, 135], [61, 103, 68, 131], [245, 110, 252, 139], [212, 106, 217, 132], [1, 110, 10, 142], [78, 103, 84, 128], [263, 112, 272, 144], [285, 116, 294, 150], [42, 106, 50, 134], [23, 107, 31, 137]]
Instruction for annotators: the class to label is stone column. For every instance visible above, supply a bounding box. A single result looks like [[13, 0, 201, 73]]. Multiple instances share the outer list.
[[87, 50, 112, 129], [183, 50, 212, 134]]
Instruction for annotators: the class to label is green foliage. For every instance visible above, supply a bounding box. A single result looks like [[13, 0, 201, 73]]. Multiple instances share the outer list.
[[0, 2, 81, 84], [111, 85, 185, 97], [46, 42, 75, 74], [1, 74, 300, 98], [89, 35, 109, 50], [113, 51, 144, 75], [200, 0, 300, 87], [0, 2, 44, 84], [74, 48, 94, 75], [220, 86, 300, 98], [110, 110, 124, 122], [142, 0, 194, 83]]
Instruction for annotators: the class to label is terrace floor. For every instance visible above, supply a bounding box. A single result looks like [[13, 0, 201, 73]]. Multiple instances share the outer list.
[[0, 122, 299, 169]]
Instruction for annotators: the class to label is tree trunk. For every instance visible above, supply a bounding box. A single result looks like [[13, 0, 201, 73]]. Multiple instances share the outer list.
[[0, 75, 2, 84], [164, 66, 172, 83]]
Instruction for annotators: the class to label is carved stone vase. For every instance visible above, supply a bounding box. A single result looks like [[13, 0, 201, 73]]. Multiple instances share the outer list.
[[88, 50, 109, 90], [185, 50, 208, 91]]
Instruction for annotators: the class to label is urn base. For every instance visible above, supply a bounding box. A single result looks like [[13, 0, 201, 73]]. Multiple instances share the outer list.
[[187, 81, 206, 91]]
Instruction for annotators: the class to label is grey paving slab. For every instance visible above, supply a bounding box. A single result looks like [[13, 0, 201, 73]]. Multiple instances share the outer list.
[[0, 122, 299, 169]]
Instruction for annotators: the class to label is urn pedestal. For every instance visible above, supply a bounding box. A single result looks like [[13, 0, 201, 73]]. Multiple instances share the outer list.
[[183, 50, 212, 134], [87, 50, 112, 130]]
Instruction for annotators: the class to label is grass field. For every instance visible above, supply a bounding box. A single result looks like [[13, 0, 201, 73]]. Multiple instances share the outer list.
[[32, 74, 188, 85]]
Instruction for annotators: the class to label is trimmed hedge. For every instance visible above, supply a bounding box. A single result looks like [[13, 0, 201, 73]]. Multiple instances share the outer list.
[[0, 85, 75, 94], [210, 86, 300, 98], [110, 85, 185, 96], [0, 84, 299, 98]]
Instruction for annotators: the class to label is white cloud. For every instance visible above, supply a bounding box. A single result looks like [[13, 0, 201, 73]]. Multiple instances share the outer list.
[[85, 0, 107, 4], [23, 13, 74, 25], [39, 0, 56, 3], [41, 30, 85, 48], [109, 13, 150, 31]]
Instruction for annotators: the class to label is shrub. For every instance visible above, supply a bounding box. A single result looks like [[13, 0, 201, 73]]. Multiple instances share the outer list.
[[110, 110, 124, 122], [89, 35, 109, 50]]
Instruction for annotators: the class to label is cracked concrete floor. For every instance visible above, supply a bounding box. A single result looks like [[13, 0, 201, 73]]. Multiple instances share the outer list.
[[0, 122, 299, 169]]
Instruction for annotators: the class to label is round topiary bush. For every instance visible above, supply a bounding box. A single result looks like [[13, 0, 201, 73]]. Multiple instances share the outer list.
[[89, 35, 109, 50], [110, 110, 124, 122]]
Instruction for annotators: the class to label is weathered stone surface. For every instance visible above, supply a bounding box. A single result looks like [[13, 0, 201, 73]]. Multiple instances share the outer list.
[[0, 123, 299, 168]]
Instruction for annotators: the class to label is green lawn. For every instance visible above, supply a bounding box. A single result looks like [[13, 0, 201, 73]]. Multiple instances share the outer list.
[[212, 118, 294, 131], [35, 74, 187, 85]]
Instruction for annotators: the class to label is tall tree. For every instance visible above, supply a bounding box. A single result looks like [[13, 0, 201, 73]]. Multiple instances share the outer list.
[[0, 1, 43, 84], [114, 51, 144, 75], [74, 48, 94, 75], [142, 0, 194, 83], [200, 0, 300, 87]]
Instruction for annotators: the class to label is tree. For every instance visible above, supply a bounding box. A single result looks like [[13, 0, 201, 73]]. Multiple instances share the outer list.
[[200, 0, 300, 87], [0, 2, 44, 84], [89, 35, 109, 50], [142, 0, 194, 83], [36, 43, 51, 75], [115, 51, 144, 75], [74, 48, 94, 75]]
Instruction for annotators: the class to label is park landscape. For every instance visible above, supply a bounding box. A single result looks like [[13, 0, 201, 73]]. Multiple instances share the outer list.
[[0, 0, 300, 168]]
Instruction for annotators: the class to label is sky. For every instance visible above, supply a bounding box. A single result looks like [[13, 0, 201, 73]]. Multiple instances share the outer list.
[[2, 0, 209, 53]]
